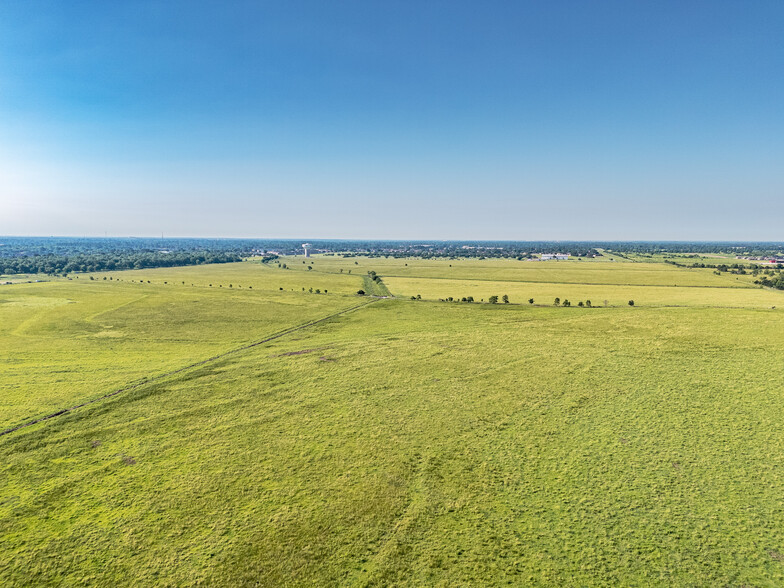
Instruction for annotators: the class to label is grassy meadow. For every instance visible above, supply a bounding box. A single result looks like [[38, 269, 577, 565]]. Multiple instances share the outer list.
[[2, 256, 784, 585], [384, 276, 783, 308], [279, 255, 760, 288], [0, 263, 362, 430]]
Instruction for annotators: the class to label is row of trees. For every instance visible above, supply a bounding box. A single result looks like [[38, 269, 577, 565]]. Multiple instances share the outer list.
[[425, 295, 636, 306], [400, 293, 641, 306], [553, 297, 634, 307], [421, 295, 637, 306], [663, 258, 784, 289]]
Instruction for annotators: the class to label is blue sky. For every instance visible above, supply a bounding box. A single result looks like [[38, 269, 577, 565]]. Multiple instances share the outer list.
[[1, 1, 782, 239]]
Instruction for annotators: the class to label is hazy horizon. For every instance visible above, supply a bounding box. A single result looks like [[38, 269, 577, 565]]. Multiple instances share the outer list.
[[2, 235, 784, 246]]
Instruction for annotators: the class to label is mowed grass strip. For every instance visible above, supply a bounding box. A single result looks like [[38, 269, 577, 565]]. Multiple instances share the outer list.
[[384, 276, 784, 308], [0, 273, 360, 429], [2, 301, 784, 585]]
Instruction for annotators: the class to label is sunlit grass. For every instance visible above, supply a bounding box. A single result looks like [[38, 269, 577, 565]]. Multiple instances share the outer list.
[[3, 258, 784, 585]]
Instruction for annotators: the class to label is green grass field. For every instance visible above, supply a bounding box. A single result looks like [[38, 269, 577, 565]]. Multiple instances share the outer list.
[[279, 255, 759, 288], [384, 276, 783, 308], [100, 259, 364, 295], [2, 258, 784, 585], [0, 265, 363, 430]]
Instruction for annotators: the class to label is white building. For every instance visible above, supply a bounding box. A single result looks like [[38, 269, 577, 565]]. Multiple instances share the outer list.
[[541, 253, 569, 260]]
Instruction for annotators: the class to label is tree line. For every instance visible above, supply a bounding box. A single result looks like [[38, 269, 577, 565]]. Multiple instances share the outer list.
[[0, 251, 242, 276]]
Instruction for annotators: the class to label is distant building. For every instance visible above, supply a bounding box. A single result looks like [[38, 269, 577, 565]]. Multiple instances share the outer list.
[[541, 253, 569, 260], [302, 243, 312, 257]]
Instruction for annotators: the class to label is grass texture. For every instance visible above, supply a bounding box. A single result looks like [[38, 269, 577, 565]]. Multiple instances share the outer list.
[[2, 258, 784, 585]]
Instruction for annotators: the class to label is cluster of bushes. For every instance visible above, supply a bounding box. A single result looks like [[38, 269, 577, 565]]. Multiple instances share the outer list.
[[488, 295, 510, 304], [755, 272, 784, 290], [553, 297, 587, 307]]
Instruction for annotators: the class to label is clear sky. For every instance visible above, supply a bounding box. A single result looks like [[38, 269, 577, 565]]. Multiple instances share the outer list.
[[1, 1, 782, 240]]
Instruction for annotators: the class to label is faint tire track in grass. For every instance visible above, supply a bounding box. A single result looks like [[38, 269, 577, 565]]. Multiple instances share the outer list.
[[0, 297, 380, 438]]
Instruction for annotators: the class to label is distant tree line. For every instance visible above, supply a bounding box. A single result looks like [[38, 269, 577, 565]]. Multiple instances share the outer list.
[[0, 251, 241, 276], [2, 236, 783, 272], [665, 260, 757, 272]]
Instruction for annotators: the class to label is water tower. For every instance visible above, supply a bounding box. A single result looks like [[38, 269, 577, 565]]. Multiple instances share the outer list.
[[302, 243, 312, 258]]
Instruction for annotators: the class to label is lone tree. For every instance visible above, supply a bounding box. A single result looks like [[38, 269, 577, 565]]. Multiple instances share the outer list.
[[628, 299, 635, 306], [585, 300, 592, 307], [554, 297, 560, 306], [502, 295, 509, 304], [489, 295, 499, 304], [357, 289, 366, 296], [528, 298, 534, 304], [563, 299, 571, 307]]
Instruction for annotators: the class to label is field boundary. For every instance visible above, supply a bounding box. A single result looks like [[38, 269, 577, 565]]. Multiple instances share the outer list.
[[362, 274, 393, 297], [0, 297, 380, 438]]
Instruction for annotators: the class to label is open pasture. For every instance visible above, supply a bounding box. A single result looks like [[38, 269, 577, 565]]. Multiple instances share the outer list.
[[2, 301, 784, 585], [384, 276, 783, 308], [99, 259, 363, 295], [281, 255, 758, 289], [3, 257, 784, 585], [0, 275, 357, 430]]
